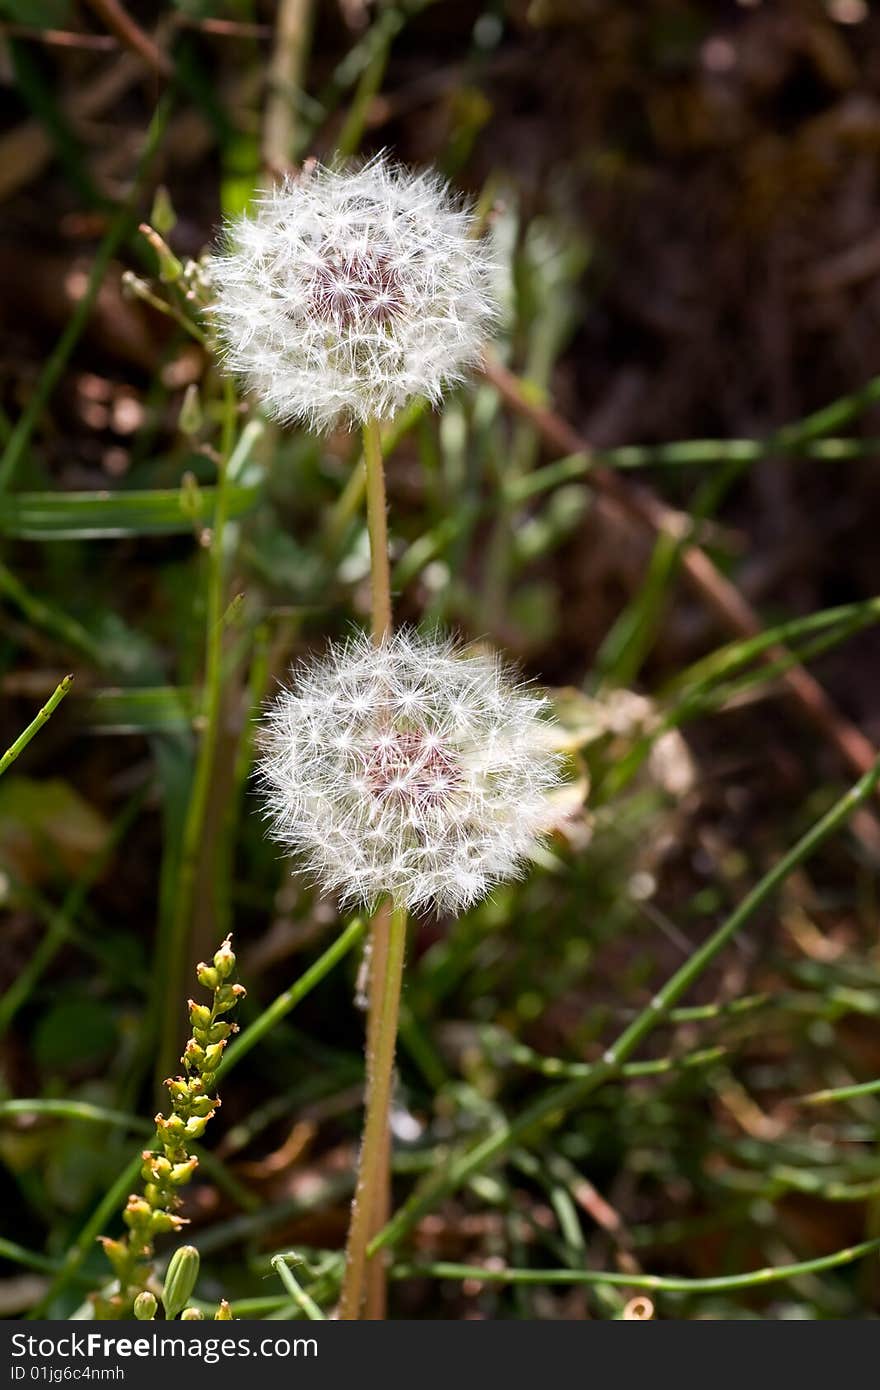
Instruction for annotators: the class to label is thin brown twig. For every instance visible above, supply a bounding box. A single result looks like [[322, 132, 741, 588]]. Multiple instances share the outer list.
[[482, 350, 880, 848], [0, 24, 118, 49], [83, 0, 172, 80]]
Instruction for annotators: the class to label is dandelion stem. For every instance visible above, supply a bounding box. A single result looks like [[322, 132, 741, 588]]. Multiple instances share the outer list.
[[339, 900, 407, 1319], [363, 901, 392, 1320], [356, 414, 395, 1317], [363, 416, 392, 642]]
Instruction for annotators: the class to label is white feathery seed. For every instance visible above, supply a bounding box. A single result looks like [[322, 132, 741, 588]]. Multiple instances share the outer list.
[[257, 630, 562, 914], [209, 158, 497, 431]]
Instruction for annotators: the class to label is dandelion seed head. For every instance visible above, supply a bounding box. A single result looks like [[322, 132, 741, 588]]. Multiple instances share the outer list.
[[257, 630, 562, 914], [210, 158, 497, 431]]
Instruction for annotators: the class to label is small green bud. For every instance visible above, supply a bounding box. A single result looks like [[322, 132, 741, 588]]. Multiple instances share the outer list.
[[140, 217, 182, 281], [189, 1095, 216, 1118], [203, 1042, 226, 1069], [98, 1237, 130, 1280], [150, 1210, 186, 1236], [166, 1077, 190, 1102], [189, 1001, 212, 1029], [184, 1040, 206, 1068], [158, 1111, 187, 1138], [123, 1197, 152, 1232], [170, 1157, 199, 1185], [213, 985, 240, 1014], [142, 1153, 172, 1182], [179, 471, 203, 523], [149, 185, 177, 238], [178, 384, 203, 437], [197, 962, 220, 990], [214, 1300, 233, 1320], [213, 938, 235, 980], [161, 1245, 201, 1320], [184, 1113, 210, 1139], [180, 1308, 203, 1321], [204, 1022, 231, 1045], [134, 1291, 158, 1321]]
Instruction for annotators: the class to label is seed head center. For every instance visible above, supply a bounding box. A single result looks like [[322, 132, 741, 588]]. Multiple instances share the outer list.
[[362, 729, 462, 808], [309, 245, 403, 329]]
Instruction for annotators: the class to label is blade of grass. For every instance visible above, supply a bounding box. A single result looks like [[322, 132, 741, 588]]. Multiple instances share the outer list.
[[0, 483, 260, 539], [154, 410, 263, 1088], [393, 1239, 880, 1295], [270, 1254, 326, 1320], [0, 674, 71, 776]]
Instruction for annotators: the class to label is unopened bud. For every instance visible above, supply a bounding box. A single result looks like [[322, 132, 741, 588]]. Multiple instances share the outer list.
[[197, 962, 220, 990], [189, 1001, 212, 1029], [180, 1307, 203, 1321], [162, 1245, 201, 1320], [202, 1042, 226, 1070], [140, 218, 182, 282], [123, 1197, 152, 1232], [134, 1291, 158, 1321], [179, 384, 202, 437], [98, 1237, 129, 1280], [170, 1156, 199, 1185], [213, 937, 235, 979], [149, 185, 177, 238]]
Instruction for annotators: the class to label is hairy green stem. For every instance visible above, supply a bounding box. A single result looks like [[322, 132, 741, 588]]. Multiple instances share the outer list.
[[339, 901, 408, 1319], [363, 416, 391, 642]]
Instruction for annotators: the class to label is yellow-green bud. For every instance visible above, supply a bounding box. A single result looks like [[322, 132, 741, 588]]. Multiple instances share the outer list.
[[123, 1197, 152, 1231], [189, 1001, 212, 1029], [197, 963, 220, 990], [203, 1022, 231, 1045], [98, 1237, 130, 1279], [184, 1040, 206, 1067], [139, 217, 182, 282], [149, 185, 177, 237], [142, 1153, 172, 1182], [213, 938, 235, 979], [170, 1156, 199, 1185], [203, 1042, 226, 1069], [162, 1245, 201, 1320], [189, 1095, 216, 1118], [134, 1291, 158, 1321], [180, 1308, 203, 1321], [214, 1300, 233, 1320], [150, 1210, 185, 1236], [157, 1113, 186, 1141], [178, 384, 202, 437]]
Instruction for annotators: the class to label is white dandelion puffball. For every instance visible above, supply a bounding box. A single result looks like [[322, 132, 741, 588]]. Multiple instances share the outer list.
[[258, 631, 562, 915], [210, 158, 497, 430]]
